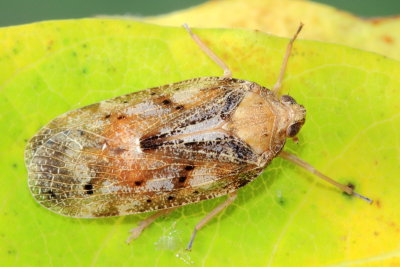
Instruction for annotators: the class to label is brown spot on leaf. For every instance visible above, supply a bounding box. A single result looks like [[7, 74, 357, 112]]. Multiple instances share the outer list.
[[381, 35, 394, 44], [47, 40, 54, 50]]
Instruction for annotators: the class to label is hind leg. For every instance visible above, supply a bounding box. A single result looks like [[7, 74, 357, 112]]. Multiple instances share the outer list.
[[187, 191, 237, 250]]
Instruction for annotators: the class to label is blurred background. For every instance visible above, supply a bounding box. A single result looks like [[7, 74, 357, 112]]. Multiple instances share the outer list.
[[0, 0, 399, 27]]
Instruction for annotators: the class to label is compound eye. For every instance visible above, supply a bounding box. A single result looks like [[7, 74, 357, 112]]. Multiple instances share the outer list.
[[281, 95, 297, 104], [287, 122, 303, 137]]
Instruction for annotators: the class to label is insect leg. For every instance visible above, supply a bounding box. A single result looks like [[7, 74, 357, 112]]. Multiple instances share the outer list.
[[186, 191, 237, 250], [126, 207, 177, 244], [183, 23, 232, 78], [272, 23, 304, 95], [279, 151, 373, 203]]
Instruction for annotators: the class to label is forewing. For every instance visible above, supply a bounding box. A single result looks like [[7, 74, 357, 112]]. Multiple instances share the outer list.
[[26, 77, 262, 218]]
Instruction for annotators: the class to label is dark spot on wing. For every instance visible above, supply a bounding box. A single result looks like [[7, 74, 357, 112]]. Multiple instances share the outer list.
[[220, 91, 243, 119], [226, 138, 255, 161], [237, 179, 250, 188], [45, 189, 57, 199], [134, 180, 143, 186], [140, 133, 169, 151], [117, 115, 126, 120], [167, 195, 175, 201], [162, 99, 171, 105], [175, 105, 184, 110], [105, 114, 111, 119], [185, 165, 194, 171], [84, 183, 94, 195], [178, 176, 187, 183], [140, 140, 161, 150]]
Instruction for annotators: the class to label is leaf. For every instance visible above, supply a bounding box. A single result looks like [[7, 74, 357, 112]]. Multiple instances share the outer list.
[[1, 19, 399, 266], [144, 0, 400, 60]]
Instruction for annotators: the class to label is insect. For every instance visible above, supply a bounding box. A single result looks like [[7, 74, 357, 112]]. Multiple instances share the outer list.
[[25, 23, 372, 250]]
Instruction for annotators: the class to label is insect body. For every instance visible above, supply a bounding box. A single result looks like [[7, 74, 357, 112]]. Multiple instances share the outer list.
[[25, 24, 370, 250], [25, 76, 305, 218]]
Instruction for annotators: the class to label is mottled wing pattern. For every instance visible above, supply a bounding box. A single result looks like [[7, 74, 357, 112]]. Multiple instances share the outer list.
[[26, 77, 264, 218]]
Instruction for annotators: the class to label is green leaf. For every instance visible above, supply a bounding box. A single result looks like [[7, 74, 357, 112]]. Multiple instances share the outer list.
[[1, 19, 399, 266]]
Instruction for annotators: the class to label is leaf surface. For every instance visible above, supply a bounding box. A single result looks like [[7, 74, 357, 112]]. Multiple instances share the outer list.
[[144, 0, 400, 60]]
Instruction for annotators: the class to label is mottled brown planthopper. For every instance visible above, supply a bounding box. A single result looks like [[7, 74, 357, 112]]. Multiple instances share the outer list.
[[25, 24, 371, 250]]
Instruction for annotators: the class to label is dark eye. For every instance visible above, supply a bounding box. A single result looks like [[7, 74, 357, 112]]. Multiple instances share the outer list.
[[281, 95, 297, 104], [287, 122, 303, 137]]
